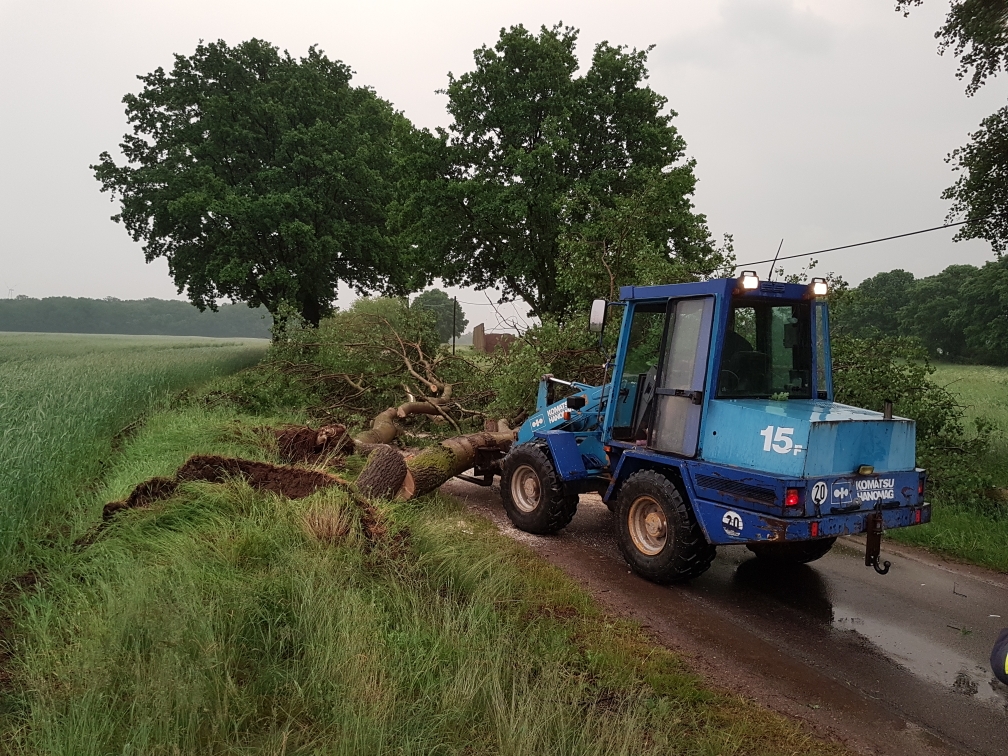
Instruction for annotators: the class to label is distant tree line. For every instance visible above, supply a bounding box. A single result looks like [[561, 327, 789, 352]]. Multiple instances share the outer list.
[[0, 297, 271, 338], [830, 257, 1008, 364]]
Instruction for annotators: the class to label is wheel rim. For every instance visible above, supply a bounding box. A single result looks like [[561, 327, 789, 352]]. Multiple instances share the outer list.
[[628, 495, 668, 556], [511, 465, 542, 513]]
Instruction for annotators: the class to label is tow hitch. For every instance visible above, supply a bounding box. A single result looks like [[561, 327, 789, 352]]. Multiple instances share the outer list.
[[865, 512, 891, 575]]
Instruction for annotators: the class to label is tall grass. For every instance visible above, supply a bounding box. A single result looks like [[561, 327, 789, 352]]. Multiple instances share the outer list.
[[889, 363, 1008, 570], [6, 405, 837, 755], [931, 363, 1008, 486], [0, 333, 266, 578]]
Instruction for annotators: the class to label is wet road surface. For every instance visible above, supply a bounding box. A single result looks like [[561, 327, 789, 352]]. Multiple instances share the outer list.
[[444, 479, 1008, 756]]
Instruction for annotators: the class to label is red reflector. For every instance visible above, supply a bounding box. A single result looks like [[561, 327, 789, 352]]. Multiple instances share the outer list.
[[811, 521, 819, 537], [915, 509, 922, 524], [785, 488, 800, 507], [918, 480, 924, 495]]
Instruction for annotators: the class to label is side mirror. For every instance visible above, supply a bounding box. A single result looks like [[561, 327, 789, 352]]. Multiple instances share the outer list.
[[589, 299, 607, 333]]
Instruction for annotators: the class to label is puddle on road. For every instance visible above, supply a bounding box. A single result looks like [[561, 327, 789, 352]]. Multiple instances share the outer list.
[[710, 544, 1008, 710], [832, 604, 1008, 706]]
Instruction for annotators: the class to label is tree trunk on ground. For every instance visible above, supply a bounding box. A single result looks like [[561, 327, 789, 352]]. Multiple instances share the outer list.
[[354, 407, 401, 445], [400, 430, 515, 499], [355, 445, 408, 499], [354, 430, 515, 501]]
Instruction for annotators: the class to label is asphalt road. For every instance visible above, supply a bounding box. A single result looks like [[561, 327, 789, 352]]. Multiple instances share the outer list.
[[444, 479, 1008, 756]]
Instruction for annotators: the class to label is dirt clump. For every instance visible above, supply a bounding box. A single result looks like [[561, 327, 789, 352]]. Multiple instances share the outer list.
[[176, 455, 340, 499], [101, 456, 345, 526], [103, 477, 178, 520], [276, 424, 353, 465]]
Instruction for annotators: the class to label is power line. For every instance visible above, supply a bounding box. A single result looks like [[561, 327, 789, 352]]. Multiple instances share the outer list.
[[733, 220, 970, 269]]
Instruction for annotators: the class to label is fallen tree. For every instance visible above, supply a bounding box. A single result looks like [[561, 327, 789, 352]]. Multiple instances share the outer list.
[[105, 418, 516, 530], [356, 426, 514, 501]]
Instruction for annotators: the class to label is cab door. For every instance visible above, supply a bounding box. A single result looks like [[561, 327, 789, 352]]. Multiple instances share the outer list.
[[650, 297, 715, 457]]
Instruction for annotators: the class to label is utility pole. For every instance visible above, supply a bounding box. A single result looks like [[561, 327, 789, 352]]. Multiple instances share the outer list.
[[452, 296, 457, 355]]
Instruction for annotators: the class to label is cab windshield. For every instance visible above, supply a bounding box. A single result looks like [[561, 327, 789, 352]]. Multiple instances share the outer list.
[[717, 300, 812, 399]]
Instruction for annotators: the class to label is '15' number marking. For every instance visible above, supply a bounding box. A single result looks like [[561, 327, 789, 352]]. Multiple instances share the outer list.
[[760, 425, 794, 454]]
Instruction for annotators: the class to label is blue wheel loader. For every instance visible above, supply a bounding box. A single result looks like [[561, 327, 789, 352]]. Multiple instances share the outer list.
[[479, 273, 929, 584]]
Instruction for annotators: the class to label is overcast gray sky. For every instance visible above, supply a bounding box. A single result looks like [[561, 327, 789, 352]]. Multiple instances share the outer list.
[[1, 0, 1004, 330]]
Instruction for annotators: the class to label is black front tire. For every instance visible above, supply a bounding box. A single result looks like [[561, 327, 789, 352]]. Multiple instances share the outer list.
[[501, 443, 578, 534], [615, 470, 715, 584], [747, 537, 837, 564]]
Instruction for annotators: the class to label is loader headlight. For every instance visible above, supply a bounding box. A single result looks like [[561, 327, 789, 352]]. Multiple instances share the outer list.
[[740, 271, 759, 290], [810, 277, 828, 296]]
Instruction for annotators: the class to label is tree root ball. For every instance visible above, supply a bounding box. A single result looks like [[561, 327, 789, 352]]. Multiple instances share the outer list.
[[276, 423, 353, 464]]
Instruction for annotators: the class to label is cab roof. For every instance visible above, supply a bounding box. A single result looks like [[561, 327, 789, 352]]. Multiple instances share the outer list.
[[619, 277, 815, 302]]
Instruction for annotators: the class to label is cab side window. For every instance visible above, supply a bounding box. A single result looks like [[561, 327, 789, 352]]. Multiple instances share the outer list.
[[612, 304, 666, 440]]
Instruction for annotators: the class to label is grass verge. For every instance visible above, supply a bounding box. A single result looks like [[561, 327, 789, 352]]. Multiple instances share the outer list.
[[2, 402, 843, 755]]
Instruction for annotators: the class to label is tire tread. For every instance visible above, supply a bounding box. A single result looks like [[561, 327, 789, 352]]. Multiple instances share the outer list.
[[616, 469, 715, 583], [501, 443, 577, 534]]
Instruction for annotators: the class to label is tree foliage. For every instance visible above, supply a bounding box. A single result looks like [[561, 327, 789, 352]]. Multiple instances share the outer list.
[[411, 289, 469, 342], [820, 269, 914, 340], [831, 260, 1008, 364], [434, 24, 720, 320], [557, 173, 734, 313], [944, 105, 1008, 254], [897, 1, 1008, 95], [93, 39, 429, 327], [257, 298, 484, 429], [0, 297, 271, 338], [897, 2, 1008, 253]]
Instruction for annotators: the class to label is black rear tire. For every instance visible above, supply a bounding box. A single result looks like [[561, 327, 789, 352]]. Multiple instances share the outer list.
[[501, 443, 578, 534], [747, 537, 837, 564], [615, 470, 715, 584]]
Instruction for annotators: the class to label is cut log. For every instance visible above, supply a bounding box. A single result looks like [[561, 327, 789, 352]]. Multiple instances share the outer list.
[[355, 445, 409, 499], [398, 430, 515, 500]]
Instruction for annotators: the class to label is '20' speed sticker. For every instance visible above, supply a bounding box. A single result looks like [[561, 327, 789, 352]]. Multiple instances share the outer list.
[[810, 481, 828, 506], [722, 510, 743, 538]]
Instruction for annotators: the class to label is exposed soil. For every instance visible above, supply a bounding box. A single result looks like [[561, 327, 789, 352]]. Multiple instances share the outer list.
[[176, 455, 339, 499], [101, 456, 342, 521], [275, 424, 354, 465], [102, 477, 177, 520], [100, 455, 397, 546]]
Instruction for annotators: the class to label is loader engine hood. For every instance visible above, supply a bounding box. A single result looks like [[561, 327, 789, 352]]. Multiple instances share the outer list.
[[700, 399, 916, 477]]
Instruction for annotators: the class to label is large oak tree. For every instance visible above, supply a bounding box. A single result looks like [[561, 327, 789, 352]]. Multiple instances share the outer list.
[[433, 24, 719, 320], [93, 39, 428, 326], [898, 1, 1008, 255]]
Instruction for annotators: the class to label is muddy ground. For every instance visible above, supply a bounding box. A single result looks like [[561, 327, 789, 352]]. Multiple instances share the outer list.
[[444, 479, 1008, 756]]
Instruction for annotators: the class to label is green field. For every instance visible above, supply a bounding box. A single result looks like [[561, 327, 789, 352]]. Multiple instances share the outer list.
[[0, 336, 839, 755], [931, 364, 1008, 484], [889, 363, 1008, 571], [0, 333, 268, 579]]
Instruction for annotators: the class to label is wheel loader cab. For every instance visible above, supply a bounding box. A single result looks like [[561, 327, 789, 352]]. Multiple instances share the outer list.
[[605, 278, 832, 457]]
